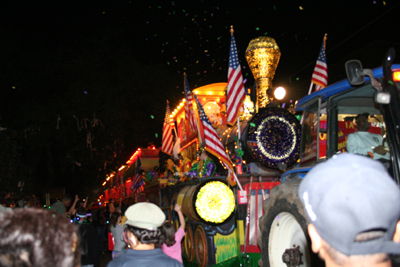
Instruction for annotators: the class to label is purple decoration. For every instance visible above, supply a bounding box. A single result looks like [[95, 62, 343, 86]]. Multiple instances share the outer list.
[[243, 79, 247, 84], [205, 162, 215, 177], [247, 108, 301, 169], [282, 103, 286, 108]]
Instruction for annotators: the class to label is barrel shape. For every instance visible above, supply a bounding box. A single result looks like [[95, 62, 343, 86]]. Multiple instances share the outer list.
[[176, 179, 235, 224]]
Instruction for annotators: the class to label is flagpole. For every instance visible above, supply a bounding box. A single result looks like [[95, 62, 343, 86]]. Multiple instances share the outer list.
[[308, 82, 314, 95], [237, 116, 241, 148]]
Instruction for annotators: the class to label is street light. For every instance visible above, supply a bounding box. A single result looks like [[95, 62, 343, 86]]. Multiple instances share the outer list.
[[274, 86, 286, 100]]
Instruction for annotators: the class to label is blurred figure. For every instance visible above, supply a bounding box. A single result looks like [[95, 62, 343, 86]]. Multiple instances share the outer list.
[[0, 209, 80, 267], [50, 194, 79, 217], [75, 208, 100, 267], [0, 191, 11, 207], [109, 199, 115, 214], [109, 212, 126, 259], [96, 207, 106, 251]]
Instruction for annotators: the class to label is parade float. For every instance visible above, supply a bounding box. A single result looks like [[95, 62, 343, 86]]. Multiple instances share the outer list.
[[97, 35, 294, 267], [95, 35, 395, 267]]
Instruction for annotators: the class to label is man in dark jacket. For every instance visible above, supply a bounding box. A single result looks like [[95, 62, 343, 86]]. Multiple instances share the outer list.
[[75, 208, 100, 267]]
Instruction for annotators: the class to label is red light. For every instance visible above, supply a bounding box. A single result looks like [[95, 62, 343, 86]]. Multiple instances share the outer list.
[[138, 148, 141, 151], [393, 71, 400, 82]]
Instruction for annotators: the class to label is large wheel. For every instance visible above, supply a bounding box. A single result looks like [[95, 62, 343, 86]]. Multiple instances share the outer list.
[[258, 179, 324, 267], [183, 224, 194, 262], [194, 225, 208, 267]]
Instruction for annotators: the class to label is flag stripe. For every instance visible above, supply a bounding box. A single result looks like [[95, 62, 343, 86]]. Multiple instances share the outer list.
[[310, 37, 328, 93], [194, 94, 234, 171], [161, 101, 174, 155], [184, 75, 198, 133], [226, 34, 246, 126]]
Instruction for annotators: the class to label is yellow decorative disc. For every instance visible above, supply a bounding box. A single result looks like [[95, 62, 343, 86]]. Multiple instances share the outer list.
[[195, 181, 235, 224]]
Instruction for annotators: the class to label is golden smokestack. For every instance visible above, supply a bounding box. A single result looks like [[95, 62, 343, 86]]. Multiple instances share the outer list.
[[245, 37, 281, 109]]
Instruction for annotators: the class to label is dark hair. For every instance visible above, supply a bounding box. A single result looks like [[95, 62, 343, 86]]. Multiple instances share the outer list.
[[62, 194, 72, 201], [356, 113, 369, 120], [109, 212, 120, 228], [0, 209, 80, 267], [125, 225, 165, 247], [162, 222, 176, 247]]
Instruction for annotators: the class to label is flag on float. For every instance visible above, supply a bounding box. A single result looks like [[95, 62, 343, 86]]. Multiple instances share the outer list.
[[161, 101, 174, 155], [194, 94, 237, 186], [226, 26, 246, 126], [131, 158, 144, 197], [309, 34, 328, 94], [184, 74, 198, 133]]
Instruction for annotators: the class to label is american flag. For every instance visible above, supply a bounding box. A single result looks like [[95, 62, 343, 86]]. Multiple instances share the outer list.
[[310, 34, 328, 94], [226, 28, 246, 126], [184, 74, 198, 133], [161, 100, 174, 155], [131, 158, 144, 198], [194, 94, 234, 173]]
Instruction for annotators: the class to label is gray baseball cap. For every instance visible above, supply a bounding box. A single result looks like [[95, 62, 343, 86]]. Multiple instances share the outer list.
[[299, 153, 400, 255], [124, 202, 165, 230]]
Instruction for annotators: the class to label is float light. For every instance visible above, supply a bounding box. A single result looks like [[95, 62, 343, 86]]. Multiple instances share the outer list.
[[118, 166, 126, 171], [393, 71, 400, 82], [274, 87, 286, 100]]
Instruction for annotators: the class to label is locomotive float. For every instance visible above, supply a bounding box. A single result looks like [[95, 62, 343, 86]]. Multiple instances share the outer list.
[[97, 33, 400, 267]]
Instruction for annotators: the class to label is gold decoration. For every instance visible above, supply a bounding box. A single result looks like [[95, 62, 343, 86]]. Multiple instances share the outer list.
[[245, 37, 281, 109]]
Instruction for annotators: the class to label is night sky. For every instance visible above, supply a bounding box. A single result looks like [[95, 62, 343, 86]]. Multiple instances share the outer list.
[[1, 0, 400, 193]]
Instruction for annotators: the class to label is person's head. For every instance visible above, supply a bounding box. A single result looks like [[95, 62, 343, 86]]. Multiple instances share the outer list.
[[198, 147, 207, 160], [162, 222, 177, 247], [123, 203, 166, 250], [61, 194, 72, 208], [74, 208, 87, 224], [0, 209, 80, 267], [299, 154, 400, 266], [110, 211, 121, 228], [355, 113, 370, 132]]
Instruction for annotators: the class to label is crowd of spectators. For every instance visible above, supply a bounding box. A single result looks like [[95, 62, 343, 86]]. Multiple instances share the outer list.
[[1, 154, 399, 267]]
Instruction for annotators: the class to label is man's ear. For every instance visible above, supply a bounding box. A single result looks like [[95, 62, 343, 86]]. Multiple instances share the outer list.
[[308, 224, 322, 253], [393, 221, 400, 242]]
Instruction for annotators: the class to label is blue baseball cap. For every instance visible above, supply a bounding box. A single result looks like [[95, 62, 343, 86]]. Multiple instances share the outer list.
[[299, 153, 400, 255]]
